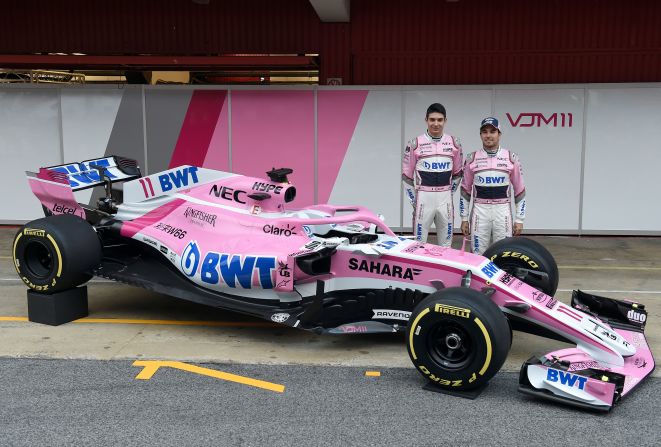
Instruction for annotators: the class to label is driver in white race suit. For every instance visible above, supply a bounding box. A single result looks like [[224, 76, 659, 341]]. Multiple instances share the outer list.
[[460, 117, 526, 254], [402, 103, 463, 245]]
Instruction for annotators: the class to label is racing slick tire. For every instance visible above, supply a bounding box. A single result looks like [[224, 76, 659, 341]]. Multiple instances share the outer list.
[[483, 237, 559, 296], [12, 215, 102, 294], [407, 287, 510, 390]]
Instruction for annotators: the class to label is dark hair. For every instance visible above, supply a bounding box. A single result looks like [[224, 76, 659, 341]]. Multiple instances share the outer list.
[[426, 103, 446, 119]]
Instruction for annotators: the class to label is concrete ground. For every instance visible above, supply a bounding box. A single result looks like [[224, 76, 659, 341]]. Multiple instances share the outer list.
[[1, 228, 659, 375]]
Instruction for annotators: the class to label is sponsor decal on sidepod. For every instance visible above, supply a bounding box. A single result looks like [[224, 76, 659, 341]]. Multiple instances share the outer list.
[[181, 241, 276, 289]]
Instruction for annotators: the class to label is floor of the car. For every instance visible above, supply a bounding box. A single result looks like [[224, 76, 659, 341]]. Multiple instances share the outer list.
[[94, 245, 288, 319]]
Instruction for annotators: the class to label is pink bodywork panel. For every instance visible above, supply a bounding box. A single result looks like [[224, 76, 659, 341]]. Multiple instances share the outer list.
[[28, 175, 85, 218]]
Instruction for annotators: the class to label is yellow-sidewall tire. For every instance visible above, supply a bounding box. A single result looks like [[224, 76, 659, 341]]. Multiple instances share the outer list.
[[13, 215, 101, 294], [407, 287, 510, 390]]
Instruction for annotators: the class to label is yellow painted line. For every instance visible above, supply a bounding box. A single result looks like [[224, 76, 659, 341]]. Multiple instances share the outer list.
[[558, 265, 661, 271], [132, 360, 285, 393], [365, 371, 381, 377], [0, 316, 28, 322], [0, 316, 278, 327]]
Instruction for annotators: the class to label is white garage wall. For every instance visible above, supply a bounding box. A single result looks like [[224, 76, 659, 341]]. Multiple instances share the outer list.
[[583, 87, 661, 233], [328, 89, 402, 226], [0, 83, 659, 235], [0, 89, 62, 221], [494, 87, 585, 231], [61, 88, 124, 205]]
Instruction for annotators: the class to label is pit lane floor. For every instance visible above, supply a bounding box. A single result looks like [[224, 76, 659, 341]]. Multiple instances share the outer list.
[[1, 359, 659, 446], [1, 230, 661, 445]]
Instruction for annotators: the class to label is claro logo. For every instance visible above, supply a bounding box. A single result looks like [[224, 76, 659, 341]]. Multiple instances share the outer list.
[[506, 113, 573, 128]]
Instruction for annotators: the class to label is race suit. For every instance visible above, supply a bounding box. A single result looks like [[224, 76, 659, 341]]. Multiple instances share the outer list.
[[459, 147, 526, 255], [402, 132, 463, 245]]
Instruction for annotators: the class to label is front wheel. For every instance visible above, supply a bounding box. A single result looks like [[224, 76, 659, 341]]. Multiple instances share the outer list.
[[483, 237, 559, 296], [406, 287, 510, 390]]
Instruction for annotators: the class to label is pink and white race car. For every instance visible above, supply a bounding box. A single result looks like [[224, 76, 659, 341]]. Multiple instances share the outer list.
[[13, 156, 654, 411]]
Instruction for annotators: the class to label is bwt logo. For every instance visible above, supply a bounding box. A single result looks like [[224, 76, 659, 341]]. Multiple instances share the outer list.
[[422, 161, 450, 170], [139, 166, 199, 198], [476, 176, 505, 184], [181, 241, 276, 289], [507, 113, 573, 128], [159, 166, 199, 192], [51, 158, 117, 188], [546, 368, 587, 390], [480, 262, 500, 279]]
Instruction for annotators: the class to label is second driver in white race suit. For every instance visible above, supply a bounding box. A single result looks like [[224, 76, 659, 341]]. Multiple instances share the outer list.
[[402, 103, 463, 246], [460, 117, 526, 255]]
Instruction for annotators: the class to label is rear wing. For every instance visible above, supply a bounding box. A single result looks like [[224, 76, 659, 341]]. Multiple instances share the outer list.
[[35, 156, 141, 191]]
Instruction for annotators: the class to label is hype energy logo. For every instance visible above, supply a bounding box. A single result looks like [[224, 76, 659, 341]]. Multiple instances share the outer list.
[[181, 241, 276, 289]]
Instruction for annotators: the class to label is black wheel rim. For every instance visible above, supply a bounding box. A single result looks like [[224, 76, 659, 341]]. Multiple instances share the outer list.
[[427, 320, 473, 371], [24, 240, 54, 279]]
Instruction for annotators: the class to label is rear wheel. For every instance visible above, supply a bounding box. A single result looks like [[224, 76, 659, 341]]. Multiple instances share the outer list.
[[407, 287, 510, 390], [483, 237, 559, 296], [13, 215, 102, 294]]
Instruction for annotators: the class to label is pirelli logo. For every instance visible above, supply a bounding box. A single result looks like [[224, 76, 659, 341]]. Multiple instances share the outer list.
[[434, 303, 471, 319], [23, 228, 46, 237]]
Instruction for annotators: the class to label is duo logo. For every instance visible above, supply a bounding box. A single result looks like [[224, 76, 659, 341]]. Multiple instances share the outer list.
[[140, 166, 199, 198], [476, 175, 506, 184], [422, 161, 450, 170], [546, 368, 587, 390], [181, 241, 276, 289], [51, 158, 117, 188], [480, 262, 500, 279]]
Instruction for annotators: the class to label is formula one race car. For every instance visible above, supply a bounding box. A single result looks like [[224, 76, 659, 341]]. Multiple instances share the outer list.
[[13, 156, 655, 411]]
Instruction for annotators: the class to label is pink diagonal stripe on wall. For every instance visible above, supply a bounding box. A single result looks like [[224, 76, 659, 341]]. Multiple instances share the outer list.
[[231, 90, 315, 205], [317, 90, 368, 203], [169, 90, 227, 169]]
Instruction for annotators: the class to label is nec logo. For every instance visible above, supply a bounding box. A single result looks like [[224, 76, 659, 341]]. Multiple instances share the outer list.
[[506, 113, 573, 128], [422, 161, 450, 170], [477, 176, 505, 184], [139, 166, 199, 198], [546, 368, 587, 390]]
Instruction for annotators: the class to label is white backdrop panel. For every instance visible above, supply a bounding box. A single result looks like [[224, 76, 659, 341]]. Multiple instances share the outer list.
[[402, 89, 493, 230], [0, 89, 62, 221], [328, 90, 402, 226], [61, 88, 123, 204], [583, 87, 661, 231], [494, 88, 584, 231]]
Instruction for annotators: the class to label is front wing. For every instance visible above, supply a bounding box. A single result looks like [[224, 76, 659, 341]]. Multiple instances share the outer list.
[[519, 290, 655, 411]]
